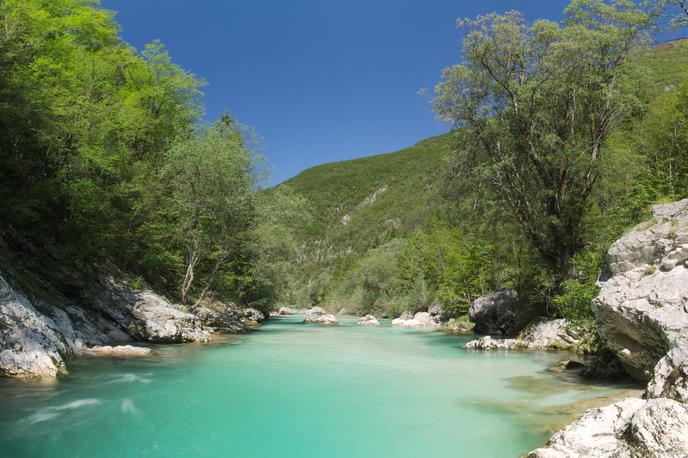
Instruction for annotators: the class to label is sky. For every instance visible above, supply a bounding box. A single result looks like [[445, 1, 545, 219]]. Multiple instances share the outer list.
[[101, 0, 572, 184]]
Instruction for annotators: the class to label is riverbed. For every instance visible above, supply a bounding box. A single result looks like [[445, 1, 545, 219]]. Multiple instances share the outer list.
[[0, 315, 637, 457]]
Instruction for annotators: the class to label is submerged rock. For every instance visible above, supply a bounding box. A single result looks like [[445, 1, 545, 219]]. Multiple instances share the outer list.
[[303, 307, 338, 325], [468, 288, 521, 335], [528, 398, 688, 458], [464, 319, 580, 351], [392, 311, 439, 328], [88, 345, 151, 356], [357, 314, 380, 326]]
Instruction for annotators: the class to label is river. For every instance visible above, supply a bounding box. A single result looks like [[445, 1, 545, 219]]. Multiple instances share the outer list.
[[0, 314, 636, 457]]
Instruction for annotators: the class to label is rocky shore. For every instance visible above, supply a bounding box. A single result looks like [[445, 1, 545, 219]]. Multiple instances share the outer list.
[[529, 199, 688, 457], [0, 264, 263, 379]]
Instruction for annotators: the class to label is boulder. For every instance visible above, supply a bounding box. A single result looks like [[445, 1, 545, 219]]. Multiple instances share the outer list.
[[195, 305, 247, 333], [357, 314, 380, 326], [593, 199, 688, 389], [468, 288, 521, 335], [528, 398, 688, 458], [392, 311, 439, 328], [303, 307, 338, 326], [88, 345, 152, 356], [128, 291, 211, 343], [465, 336, 527, 350], [276, 306, 294, 316], [428, 304, 444, 322], [464, 319, 580, 351], [242, 308, 266, 323]]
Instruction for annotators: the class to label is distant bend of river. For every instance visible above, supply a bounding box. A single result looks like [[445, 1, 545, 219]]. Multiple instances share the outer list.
[[0, 315, 636, 457]]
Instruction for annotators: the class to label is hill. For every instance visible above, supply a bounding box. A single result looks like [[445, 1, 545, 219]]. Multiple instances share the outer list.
[[276, 40, 688, 303]]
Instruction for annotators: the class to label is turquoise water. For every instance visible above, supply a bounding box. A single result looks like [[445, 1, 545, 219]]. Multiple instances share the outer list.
[[0, 315, 630, 457]]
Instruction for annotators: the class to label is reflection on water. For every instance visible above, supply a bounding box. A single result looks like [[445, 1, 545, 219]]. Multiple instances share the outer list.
[[0, 315, 637, 458]]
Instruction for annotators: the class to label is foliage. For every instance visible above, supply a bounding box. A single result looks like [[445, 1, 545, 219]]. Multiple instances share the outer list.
[[0, 0, 302, 309], [434, 3, 652, 281], [552, 249, 604, 324]]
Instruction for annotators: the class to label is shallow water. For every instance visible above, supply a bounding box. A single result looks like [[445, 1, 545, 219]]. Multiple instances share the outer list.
[[0, 315, 635, 457]]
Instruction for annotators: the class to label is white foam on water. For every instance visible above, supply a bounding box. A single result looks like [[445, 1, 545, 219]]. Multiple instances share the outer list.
[[23, 398, 101, 426], [107, 373, 152, 384], [26, 411, 61, 425]]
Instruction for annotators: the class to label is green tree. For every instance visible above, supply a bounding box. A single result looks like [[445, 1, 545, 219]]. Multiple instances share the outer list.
[[434, 2, 651, 281], [161, 119, 257, 305]]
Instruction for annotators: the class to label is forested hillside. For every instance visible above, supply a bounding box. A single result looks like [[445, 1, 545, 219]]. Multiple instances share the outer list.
[[277, 36, 688, 319], [0, 0, 302, 313]]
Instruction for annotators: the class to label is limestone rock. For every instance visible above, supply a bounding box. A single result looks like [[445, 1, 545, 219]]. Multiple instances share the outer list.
[[195, 305, 247, 333], [468, 288, 521, 335], [465, 335, 527, 350], [528, 398, 688, 458], [392, 311, 439, 328], [276, 306, 294, 316], [128, 291, 211, 343], [464, 319, 580, 351], [593, 198, 688, 388], [303, 307, 338, 325], [357, 314, 380, 326], [88, 345, 152, 356], [241, 308, 266, 323]]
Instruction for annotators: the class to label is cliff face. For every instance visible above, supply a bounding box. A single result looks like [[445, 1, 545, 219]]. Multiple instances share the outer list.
[[0, 263, 251, 379], [530, 200, 688, 457], [594, 199, 688, 391]]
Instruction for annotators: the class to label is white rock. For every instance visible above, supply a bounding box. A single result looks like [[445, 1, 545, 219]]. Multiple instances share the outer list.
[[303, 307, 338, 326], [88, 345, 152, 356], [528, 398, 688, 458], [357, 314, 380, 326], [392, 312, 439, 328]]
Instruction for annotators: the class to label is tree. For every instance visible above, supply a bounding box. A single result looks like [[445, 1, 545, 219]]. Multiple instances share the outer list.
[[161, 119, 257, 304], [434, 1, 651, 281]]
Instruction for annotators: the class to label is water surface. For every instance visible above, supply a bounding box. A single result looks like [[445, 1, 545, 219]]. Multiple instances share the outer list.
[[0, 315, 635, 457]]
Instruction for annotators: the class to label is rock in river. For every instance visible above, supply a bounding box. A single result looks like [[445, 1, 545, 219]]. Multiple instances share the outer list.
[[88, 345, 152, 357], [357, 314, 380, 326], [303, 307, 338, 325]]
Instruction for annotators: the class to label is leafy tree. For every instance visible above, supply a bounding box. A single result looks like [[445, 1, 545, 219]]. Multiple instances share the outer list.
[[161, 119, 257, 305], [434, 2, 652, 281]]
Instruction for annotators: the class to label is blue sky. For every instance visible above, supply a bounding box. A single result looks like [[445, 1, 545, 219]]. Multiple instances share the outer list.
[[101, 0, 570, 184]]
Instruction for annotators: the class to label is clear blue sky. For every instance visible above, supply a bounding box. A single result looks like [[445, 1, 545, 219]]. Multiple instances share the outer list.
[[101, 0, 570, 184]]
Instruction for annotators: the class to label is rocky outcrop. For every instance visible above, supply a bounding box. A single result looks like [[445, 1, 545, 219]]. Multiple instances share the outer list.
[[529, 199, 688, 457], [241, 308, 266, 325], [465, 319, 581, 351], [528, 398, 688, 458], [593, 199, 688, 388], [195, 304, 247, 333], [392, 311, 439, 328], [0, 263, 258, 378], [357, 314, 380, 326], [276, 306, 294, 316], [88, 345, 152, 356], [468, 288, 523, 335], [303, 307, 338, 325]]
